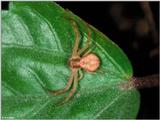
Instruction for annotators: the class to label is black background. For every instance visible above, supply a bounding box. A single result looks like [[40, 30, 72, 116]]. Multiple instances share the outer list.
[[2, 1, 159, 119]]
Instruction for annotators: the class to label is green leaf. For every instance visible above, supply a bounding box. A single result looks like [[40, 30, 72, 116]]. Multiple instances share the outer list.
[[2, 2, 140, 119]]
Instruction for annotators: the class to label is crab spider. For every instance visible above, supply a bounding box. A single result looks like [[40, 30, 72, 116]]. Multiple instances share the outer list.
[[48, 20, 100, 105]]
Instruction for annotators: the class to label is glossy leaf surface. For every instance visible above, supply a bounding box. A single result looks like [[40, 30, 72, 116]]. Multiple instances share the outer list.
[[2, 2, 140, 119]]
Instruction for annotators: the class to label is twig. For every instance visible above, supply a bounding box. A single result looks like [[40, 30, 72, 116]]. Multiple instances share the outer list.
[[140, 2, 158, 43], [120, 74, 159, 90]]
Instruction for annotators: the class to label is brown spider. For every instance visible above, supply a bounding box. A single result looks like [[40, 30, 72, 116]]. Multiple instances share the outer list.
[[48, 20, 100, 104]]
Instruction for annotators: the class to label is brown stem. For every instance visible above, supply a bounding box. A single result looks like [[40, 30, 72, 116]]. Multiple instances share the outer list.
[[120, 74, 159, 90], [140, 2, 158, 43]]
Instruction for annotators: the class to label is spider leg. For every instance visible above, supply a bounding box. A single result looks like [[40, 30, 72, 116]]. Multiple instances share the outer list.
[[65, 14, 92, 56], [71, 20, 80, 57], [78, 69, 84, 80], [81, 43, 96, 57], [78, 24, 91, 55], [82, 48, 92, 57], [47, 70, 75, 96], [60, 70, 78, 105]]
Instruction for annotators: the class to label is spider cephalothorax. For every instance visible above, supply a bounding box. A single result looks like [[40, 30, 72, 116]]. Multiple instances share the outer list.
[[68, 57, 81, 69], [48, 19, 100, 104]]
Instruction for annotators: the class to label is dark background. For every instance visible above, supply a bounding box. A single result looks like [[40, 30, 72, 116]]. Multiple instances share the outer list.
[[2, 1, 159, 119]]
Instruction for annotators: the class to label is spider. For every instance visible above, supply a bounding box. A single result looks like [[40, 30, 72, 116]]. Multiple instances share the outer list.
[[48, 20, 100, 104]]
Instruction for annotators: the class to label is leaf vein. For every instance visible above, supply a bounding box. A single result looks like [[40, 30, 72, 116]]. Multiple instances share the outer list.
[[29, 7, 64, 52], [2, 81, 23, 95], [93, 92, 125, 119]]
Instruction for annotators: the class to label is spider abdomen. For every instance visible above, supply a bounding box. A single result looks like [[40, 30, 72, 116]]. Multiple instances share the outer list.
[[79, 53, 100, 72]]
